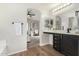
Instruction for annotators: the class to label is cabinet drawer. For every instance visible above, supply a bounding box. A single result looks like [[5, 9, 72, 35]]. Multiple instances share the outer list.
[[53, 34, 62, 51], [53, 41, 60, 44], [53, 44, 61, 51]]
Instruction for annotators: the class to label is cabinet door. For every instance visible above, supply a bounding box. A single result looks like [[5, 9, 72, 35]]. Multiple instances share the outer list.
[[62, 35, 75, 56], [70, 35, 78, 56], [53, 34, 62, 51]]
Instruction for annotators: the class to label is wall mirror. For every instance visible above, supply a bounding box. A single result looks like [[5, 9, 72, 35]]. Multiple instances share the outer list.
[[68, 16, 78, 33], [68, 17, 74, 29], [44, 18, 53, 29], [55, 16, 62, 30], [75, 11, 79, 30]]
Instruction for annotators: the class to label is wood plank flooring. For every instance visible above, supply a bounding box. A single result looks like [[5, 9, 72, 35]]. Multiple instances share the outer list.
[[11, 44, 64, 56], [27, 38, 39, 49]]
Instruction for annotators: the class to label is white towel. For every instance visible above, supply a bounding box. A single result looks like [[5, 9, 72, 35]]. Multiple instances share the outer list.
[[14, 23, 21, 36]]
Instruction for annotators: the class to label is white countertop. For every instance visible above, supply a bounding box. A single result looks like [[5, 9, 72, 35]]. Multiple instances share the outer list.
[[43, 30, 79, 36]]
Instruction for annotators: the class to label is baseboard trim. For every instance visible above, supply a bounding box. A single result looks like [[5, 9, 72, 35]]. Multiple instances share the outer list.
[[40, 43, 49, 46], [8, 48, 27, 56]]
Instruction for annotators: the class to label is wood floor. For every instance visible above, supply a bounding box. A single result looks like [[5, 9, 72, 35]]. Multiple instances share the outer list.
[[27, 38, 39, 49], [12, 44, 64, 56]]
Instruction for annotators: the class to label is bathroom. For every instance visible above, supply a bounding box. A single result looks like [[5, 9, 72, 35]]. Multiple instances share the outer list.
[[0, 3, 79, 56]]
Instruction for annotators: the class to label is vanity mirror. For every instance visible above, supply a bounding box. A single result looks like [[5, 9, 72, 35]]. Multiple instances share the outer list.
[[55, 16, 62, 30], [68, 17, 74, 29], [44, 18, 53, 30], [67, 17, 74, 33], [75, 11, 79, 29], [67, 16, 78, 33]]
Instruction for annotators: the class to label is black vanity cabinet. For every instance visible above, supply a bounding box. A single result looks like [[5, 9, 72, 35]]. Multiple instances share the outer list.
[[43, 32, 79, 56], [53, 34, 62, 51], [62, 34, 79, 56], [53, 33, 79, 56]]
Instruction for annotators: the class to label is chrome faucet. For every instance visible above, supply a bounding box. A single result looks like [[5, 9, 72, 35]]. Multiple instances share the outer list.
[[67, 28, 72, 33]]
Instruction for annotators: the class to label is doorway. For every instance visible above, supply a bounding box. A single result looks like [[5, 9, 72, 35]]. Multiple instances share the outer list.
[[27, 8, 40, 49]]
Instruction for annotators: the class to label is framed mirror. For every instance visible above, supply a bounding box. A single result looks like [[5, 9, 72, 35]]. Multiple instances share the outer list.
[[75, 11, 79, 30], [44, 18, 53, 29], [68, 17, 74, 29], [55, 16, 62, 30]]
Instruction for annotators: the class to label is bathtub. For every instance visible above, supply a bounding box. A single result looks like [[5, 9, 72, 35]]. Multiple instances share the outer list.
[[0, 40, 6, 56]]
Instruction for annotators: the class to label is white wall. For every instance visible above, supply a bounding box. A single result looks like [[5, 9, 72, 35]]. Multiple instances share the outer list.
[[0, 4, 28, 55], [39, 9, 51, 46], [40, 16, 50, 46]]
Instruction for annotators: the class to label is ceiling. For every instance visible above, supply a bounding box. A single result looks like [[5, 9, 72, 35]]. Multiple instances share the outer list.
[[0, 3, 62, 12], [0, 3, 73, 17], [0, 3, 69, 13], [25, 3, 73, 17]]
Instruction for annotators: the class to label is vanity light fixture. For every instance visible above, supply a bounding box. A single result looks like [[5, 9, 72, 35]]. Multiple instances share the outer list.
[[52, 3, 72, 14]]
